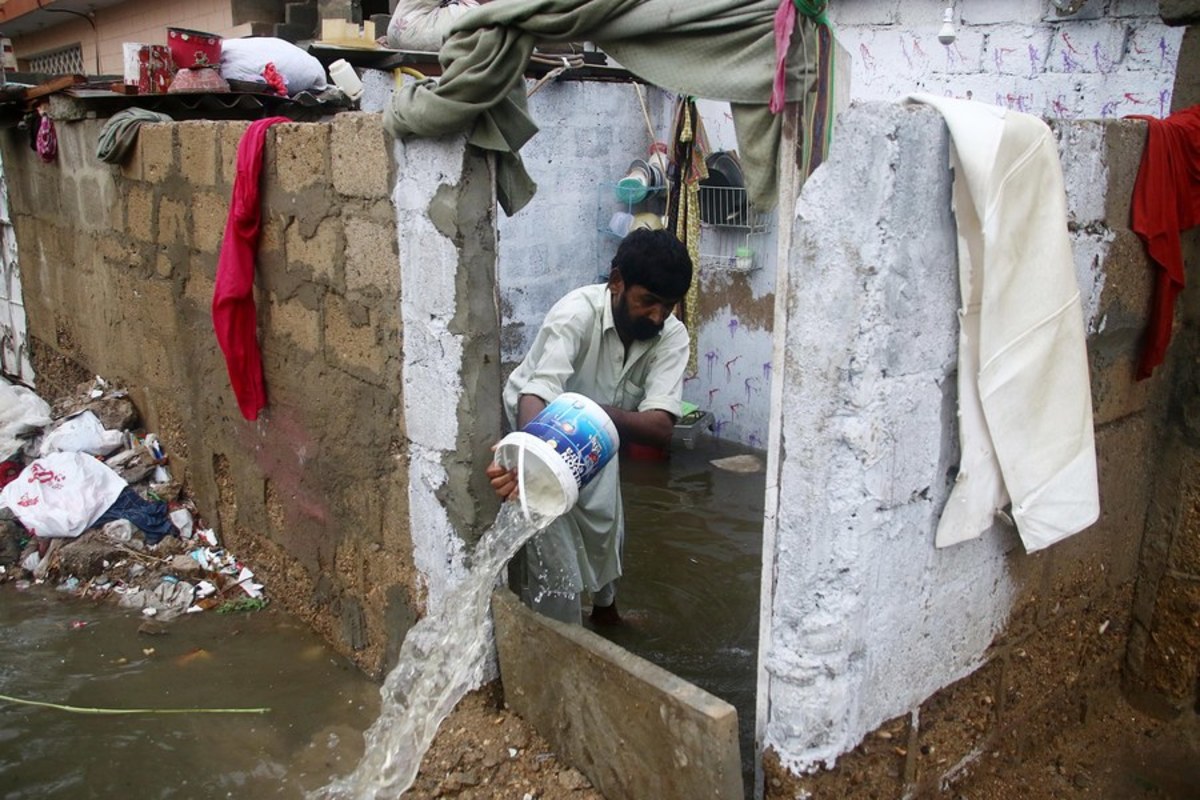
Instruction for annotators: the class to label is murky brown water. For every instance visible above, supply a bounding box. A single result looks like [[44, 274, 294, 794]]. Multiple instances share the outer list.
[[603, 439, 765, 790], [0, 587, 378, 799], [2, 439, 763, 799]]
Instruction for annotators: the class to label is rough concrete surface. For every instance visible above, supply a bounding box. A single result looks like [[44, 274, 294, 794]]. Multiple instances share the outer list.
[[492, 589, 744, 800]]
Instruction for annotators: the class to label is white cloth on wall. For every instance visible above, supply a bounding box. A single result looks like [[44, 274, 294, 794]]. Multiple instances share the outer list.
[[907, 94, 1100, 552]]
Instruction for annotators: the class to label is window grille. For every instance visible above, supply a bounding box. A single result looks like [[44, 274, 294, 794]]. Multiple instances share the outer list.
[[26, 43, 84, 75]]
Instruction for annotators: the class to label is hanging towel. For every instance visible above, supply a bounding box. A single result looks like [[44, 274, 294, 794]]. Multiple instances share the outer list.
[[96, 108, 173, 164], [384, 0, 819, 215], [908, 94, 1100, 553], [212, 116, 291, 421], [1126, 104, 1200, 379]]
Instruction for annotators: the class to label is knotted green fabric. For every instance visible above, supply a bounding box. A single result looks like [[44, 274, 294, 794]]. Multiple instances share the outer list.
[[385, 0, 817, 214]]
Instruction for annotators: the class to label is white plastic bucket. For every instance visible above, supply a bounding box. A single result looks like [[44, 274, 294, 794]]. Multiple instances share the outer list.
[[494, 392, 619, 522]]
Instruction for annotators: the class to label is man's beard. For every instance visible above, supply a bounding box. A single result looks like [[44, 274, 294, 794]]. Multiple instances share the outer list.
[[615, 294, 663, 341]]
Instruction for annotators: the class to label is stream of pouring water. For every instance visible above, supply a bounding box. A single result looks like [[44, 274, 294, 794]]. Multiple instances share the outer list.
[[313, 501, 542, 799]]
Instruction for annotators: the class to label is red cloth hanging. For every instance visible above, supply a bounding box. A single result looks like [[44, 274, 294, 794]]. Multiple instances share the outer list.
[[1127, 105, 1200, 379], [211, 116, 291, 420]]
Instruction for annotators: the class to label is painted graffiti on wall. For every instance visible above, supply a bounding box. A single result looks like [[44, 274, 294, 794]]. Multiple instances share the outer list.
[[832, 9, 1183, 121]]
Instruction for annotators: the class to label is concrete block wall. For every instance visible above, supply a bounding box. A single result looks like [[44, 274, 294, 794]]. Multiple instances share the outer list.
[[0, 112, 415, 676], [759, 103, 1172, 796], [827, 0, 1184, 120], [1122, 20, 1200, 718]]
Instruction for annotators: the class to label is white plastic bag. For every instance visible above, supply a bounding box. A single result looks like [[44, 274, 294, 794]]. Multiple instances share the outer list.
[[220, 37, 328, 94], [387, 0, 479, 52], [39, 410, 124, 457], [0, 377, 50, 460], [0, 452, 128, 539]]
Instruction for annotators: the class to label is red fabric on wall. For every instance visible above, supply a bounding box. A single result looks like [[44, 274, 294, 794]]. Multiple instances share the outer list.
[[211, 116, 291, 420], [1128, 105, 1200, 379]]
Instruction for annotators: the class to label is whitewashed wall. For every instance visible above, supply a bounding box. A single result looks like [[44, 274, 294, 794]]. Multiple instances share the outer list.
[[758, 100, 1116, 774], [828, 0, 1183, 118]]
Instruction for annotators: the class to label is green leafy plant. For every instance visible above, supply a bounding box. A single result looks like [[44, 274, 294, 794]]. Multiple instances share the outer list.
[[215, 597, 267, 614]]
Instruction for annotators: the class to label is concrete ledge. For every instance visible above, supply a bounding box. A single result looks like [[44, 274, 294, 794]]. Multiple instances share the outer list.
[[492, 588, 744, 800]]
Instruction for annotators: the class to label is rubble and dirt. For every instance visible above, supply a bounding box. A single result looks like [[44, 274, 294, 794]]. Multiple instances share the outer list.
[[0, 376, 267, 621], [5, 377, 1197, 799]]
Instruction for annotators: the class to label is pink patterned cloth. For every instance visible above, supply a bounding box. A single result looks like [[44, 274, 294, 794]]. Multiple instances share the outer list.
[[770, 0, 797, 115]]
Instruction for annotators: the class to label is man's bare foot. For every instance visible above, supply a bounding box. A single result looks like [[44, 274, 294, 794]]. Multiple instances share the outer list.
[[589, 601, 622, 626]]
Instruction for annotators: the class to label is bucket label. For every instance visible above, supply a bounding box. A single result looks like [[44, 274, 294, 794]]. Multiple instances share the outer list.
[[524, 395, 616, 490]]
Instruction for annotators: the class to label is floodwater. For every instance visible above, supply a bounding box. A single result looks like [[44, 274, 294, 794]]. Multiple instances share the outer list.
[[0, 588, 378, 799], [602, 439, 765, 791], [1, 439, 764, 799]]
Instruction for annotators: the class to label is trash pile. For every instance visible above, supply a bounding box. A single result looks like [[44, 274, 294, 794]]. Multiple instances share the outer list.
[[0, 374, 267, 620]]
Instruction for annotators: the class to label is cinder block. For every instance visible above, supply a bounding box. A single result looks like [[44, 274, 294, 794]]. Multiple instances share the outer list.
[[191, 191, 229, 254], [124, 183, 155, 241], [1103, 119, 1148, 226], [219, 120, 252, 187], [139, 123, 175, 183], [831, 0, 900, 26], [324, 294, 385, 377], [344, 216, 399, 300], [285, 214, 342, 284], [962, 0, 1043, 26], [274, 122, 330, 193], [178, 121, 220, 187], [1043, 19, 1130, 75], [331, 113, 393, 199], [492, 589, 744, 800], [266, 295, 321, 353], [158, 196, 188, 245], [1160, 0, 1200, 26]]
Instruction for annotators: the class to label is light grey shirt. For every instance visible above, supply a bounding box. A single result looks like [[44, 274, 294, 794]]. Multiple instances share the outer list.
[[503, 283, 690, 592]]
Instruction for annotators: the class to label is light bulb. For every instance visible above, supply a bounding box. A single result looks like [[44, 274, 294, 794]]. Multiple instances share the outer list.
[[938, 7, 956, 45]]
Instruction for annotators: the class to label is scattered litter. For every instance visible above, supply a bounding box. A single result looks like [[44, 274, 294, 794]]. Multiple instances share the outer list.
[[103, 519, 134, 542], [69, 620, 89, 630], [169, 508, 194, 539], [0, 378, 267, 629], [1098, 619, 1110, 635]]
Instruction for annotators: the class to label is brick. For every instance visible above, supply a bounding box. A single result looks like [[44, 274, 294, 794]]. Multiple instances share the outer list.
[[178, 121, 220, 187], [124, 184, 155, 241], [1103, 120, 1148, 226], [324, 295, 385, 377], [219, 120, 252, 186], [191, 191, 228, 254], [155, 252, 174, 279], [266, 296, 321, 352], [274, 122, 329, 193], [286, 214, 342, 284], [139, 123, 175, 183], [344, 215, 399, 299], [158, 196, 188, 245], [331, 112, 393, 199]]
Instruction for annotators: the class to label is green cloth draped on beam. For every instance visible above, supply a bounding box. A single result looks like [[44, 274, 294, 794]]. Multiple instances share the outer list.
[[384, 0, 818, 215]]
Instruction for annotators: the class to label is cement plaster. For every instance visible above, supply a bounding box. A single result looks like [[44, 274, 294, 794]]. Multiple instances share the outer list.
[[761, 103, 1020, 773]]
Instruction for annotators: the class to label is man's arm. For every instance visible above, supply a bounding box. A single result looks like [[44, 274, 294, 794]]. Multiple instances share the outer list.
[[600, 405, 675, 448]]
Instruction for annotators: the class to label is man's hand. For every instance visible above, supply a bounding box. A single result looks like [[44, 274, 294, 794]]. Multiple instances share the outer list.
[[486, 459, 520, 502]]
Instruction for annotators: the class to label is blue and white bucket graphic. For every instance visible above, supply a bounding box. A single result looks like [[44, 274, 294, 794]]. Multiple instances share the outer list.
[[494, 392, 619, 522]]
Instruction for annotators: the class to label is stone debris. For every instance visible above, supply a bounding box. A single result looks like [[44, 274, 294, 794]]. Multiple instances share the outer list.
[[0, 376, 269, 622]]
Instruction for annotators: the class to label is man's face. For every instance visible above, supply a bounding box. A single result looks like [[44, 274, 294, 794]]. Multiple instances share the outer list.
[[612, 282, 680, 342]]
